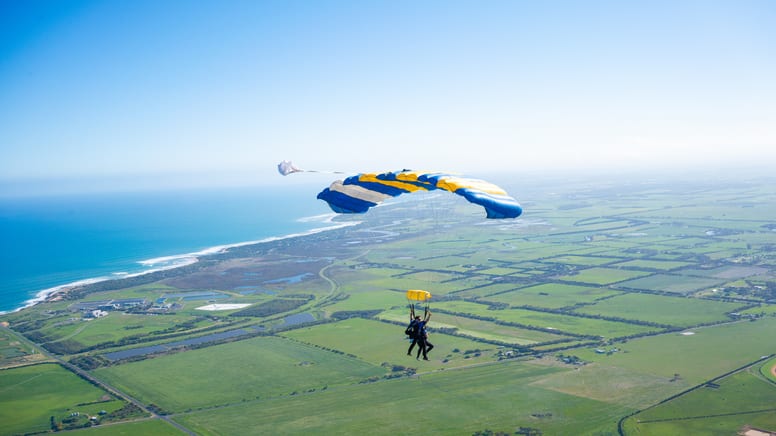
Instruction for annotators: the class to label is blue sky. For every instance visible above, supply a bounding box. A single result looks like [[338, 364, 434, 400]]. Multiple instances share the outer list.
[[1, 0, 774, 194]]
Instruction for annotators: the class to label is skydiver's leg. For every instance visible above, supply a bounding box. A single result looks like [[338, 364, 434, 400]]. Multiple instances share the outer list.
[[424, 340, 433, 357], [407, 338, 417, 355], [416, 338, 427, 359]]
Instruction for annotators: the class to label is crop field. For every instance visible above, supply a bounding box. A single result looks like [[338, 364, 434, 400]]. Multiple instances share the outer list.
[[575, 317, 776, 384], [352, 268, 470, 294], [321, 290, 400, 313], [612, 259, 694, 270], [0, 363, 127, 434], [484, 283, 622, 309], [42, 312, 212, 348], [281, 318, 496, 367], [451, 282, 522, 299], [0, 327, 46, 368], [622, 367, 776, 435], [681, 265, 768, 280], [543, 255, 623, 267], [556, 267, 653, 285], [173, 360, 634, 435], [571, 292, 744, 326], [618, 273, 724, 294], [433, 301, 659, 338], [377, 309, 566, 345], [93, 335, 386, 413], [531, 360, 693, 410]]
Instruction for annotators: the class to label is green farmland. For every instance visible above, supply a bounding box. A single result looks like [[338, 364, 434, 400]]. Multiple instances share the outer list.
[[2, 172, 776, 435], [571, 292, 744, 327], [0, 363, 133, 434], [93, 335, 386, 413]]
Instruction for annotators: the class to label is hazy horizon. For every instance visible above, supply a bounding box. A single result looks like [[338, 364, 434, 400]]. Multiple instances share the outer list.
[[2, 161, 774, 198], [2, 1, 774, 196]]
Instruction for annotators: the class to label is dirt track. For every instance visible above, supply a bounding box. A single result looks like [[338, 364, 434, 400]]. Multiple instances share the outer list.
[[771, 364, 776, 378]]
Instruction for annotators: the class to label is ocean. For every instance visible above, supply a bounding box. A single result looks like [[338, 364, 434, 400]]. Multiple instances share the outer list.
[[0, 185, 343, 313]]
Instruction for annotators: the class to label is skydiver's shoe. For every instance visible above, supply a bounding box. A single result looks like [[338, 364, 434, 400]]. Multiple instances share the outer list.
[[423, 357, 429, 360]]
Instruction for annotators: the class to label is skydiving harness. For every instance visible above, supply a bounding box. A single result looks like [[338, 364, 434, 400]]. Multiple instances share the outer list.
[[405, 304, 429, 339]]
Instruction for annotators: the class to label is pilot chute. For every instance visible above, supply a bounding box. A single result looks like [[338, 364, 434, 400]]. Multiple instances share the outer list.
[[277, 160, 304, 176]]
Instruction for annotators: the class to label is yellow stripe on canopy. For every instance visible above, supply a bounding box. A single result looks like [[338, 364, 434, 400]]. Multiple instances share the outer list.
[[358, 173, 430, 192], [435, 176, 508, 195]]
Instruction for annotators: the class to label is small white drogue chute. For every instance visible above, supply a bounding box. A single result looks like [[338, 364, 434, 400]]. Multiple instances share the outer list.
[[277, 160, 345, 176]]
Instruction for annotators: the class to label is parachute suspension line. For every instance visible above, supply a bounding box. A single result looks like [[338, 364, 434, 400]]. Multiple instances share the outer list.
[[277, 160, 346, 176]]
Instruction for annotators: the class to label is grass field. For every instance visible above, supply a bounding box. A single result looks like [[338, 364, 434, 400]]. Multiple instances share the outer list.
[[39, 312, 214, 348], [433, 301, 659, 338], [612, 259, 694, 270], [484, 283, 622, 309], [0, 363, 126, 435], [378, 310, 567, 345], [618, 274, 724, 294], [760, 356, 776, 383], [281, 318, 498, 368], [575, 317, 776, 385], [622, 368, 776, 435], [321, 290, 401, 313], [0, 326, 49, 368], [571, 292, 743, 327], [75, 419, 185, 435], [93, 336, 386, 413], [543, 255, 624, 266], [556, 267, 652, 285], [173, 360, 635, 435], [530, 361, 691, 410]]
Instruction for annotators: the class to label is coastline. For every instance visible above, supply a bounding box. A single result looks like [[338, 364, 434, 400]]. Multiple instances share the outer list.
[[3, 214, 359, 315]]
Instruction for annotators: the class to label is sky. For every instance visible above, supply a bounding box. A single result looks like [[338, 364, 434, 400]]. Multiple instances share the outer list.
[[1, 0, 775, 195]]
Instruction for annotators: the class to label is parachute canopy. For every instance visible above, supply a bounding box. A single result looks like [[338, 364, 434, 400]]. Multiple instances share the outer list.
[[406, 289, 432, 302], [317, 170, 522, 219]]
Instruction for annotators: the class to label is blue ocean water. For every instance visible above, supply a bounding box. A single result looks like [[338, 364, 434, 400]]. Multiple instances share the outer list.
[[0, 185, 340, 313]]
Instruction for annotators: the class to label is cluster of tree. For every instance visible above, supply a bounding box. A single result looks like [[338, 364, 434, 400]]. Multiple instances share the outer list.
[[330, 310, 382, 320], [102, 403, 145, 422], [52, 413, 96, 431], [42, 339, 83, 355], [9, 318, 47, 333], [70, 355, 111, 370], [146, 403, 169, 416], [21, 329, 50, 343], [556, 354, 586, 365], [148, 317, 208, 334], [750, 281, 776, 301]]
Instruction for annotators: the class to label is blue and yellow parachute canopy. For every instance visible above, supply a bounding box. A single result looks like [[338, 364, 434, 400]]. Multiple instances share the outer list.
[[406, 289, 432, 302], [316, 170, 522, 219]]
